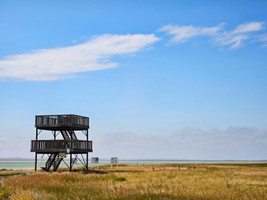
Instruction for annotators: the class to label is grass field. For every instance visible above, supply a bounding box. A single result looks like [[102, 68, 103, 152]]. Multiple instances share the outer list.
[[0, 163, 266, 200]]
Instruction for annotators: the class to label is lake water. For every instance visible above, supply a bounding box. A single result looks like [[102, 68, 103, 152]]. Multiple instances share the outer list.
[[0, 160, 266, 170]]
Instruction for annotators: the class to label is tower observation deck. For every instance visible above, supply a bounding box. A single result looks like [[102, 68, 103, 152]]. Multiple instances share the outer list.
[[31, 114, 92, 172]]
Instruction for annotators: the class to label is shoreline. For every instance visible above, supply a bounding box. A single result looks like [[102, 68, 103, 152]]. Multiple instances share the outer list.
[[1, 160, 267, 170]]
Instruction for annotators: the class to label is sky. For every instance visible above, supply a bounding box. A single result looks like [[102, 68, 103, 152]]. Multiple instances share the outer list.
[[0, 0, 266, 160]]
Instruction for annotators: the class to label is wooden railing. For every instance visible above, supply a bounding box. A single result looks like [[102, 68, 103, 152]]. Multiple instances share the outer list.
[[31, 140, 92, 153], [35, 115, 89, 129]]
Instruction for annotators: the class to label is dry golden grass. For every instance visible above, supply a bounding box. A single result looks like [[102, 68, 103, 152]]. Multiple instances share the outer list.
[[0, 164, 266, 200]]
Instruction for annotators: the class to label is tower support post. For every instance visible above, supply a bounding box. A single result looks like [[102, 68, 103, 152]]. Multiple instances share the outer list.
[[35, 153, 37, 171], [86, 129, 89, 170], [70, 153, 72, 171], [35, 127, 38, 171]]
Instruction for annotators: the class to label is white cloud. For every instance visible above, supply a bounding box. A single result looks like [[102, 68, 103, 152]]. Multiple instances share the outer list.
[[159, 24, 223, 43], [0, 34, 160, 81], [160, 22, 265, 48], [258, 33, 267, 47], [232, 22, 264, 34], [216, 22, 265, 48], [215, 34, 249, 49]]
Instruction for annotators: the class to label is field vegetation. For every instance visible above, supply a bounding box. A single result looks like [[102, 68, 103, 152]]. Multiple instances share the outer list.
[[0, 163, 266, 200]]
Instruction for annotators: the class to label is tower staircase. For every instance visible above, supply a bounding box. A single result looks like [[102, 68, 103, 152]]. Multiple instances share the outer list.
[[43, 130, 78, 171]]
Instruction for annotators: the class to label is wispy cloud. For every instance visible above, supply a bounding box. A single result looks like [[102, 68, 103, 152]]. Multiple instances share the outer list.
[[232, 22, 264, 34], [158, 24, 223, 43], [215, 22, 265, 48], [258, 33, 267, 47], [92, 127, 267, 160], [160, 22, 265, 48], [171, 126, 267, 145], [0, 34, 160, 81], [215, 34, 248, 48]]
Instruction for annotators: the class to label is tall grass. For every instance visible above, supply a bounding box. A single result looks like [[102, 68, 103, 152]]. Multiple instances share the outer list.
[[1, 164, 266, 200]]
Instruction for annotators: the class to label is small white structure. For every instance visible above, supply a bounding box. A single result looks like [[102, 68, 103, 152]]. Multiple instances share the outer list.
[[91, 157, 99, 169], [111, 157, 118, 169], [91, 157, 99, 163]]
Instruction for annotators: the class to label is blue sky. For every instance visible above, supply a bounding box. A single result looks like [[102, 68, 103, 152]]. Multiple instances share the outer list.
[[0, 0, 266, 159]]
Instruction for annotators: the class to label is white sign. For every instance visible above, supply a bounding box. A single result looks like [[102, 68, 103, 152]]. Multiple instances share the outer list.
[[91, 157, 99, 163], [111, 157, 118, 164]]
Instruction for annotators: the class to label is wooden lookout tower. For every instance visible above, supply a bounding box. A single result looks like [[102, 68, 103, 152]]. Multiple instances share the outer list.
[[30, 114, 92, 171]]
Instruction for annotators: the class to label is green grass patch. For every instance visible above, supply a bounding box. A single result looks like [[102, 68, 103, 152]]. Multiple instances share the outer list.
[[0, 173, 21, 178], [109, 170, 144, 173], [114, 177, 126, 182]]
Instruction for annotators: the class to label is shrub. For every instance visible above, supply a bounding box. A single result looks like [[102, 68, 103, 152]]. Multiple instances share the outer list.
[[114, 177, 126, 182]]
